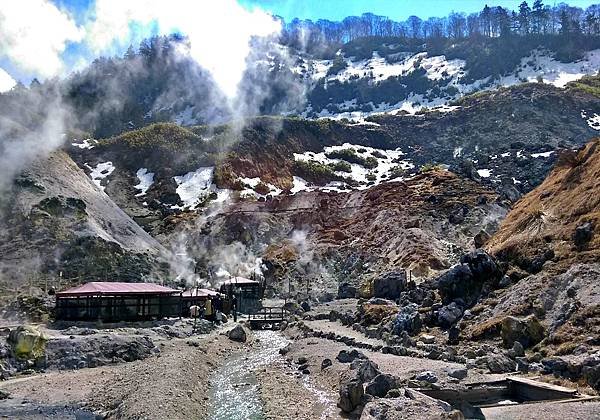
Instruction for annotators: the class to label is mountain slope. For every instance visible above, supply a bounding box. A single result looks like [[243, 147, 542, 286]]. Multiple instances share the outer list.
[[460, 139, 600, 354], [0, 151, 169, 292]]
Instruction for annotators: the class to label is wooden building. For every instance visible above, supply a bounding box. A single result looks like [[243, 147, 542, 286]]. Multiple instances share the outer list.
[[219, 277, 263, 313], [55, 282, 182, 321]]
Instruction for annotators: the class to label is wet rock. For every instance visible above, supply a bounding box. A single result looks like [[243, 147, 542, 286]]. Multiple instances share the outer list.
[[500, 315, 545, 348], [437, 302, 463, 328], [300, 301, 311, 312], [447, 367, 468, 380], [321, 358, 332, 370], [415, 371, 438, 383], [338, 370, 364, 413], [365, 373, 400, 397], [227, 325, 247, 343], [487, 354, 517, 373], [391, 304, 422, 336], [337, 349, 367, 363], [373, 271, 407, 300]]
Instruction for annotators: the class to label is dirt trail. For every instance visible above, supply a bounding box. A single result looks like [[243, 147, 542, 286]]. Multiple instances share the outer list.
[[0, 327, 243, 419]]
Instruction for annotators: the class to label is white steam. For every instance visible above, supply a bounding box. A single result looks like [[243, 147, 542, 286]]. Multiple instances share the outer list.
[[0, 0, 83, 77], [0, 68, 16, 93], [86, 0, 281, 99], [0, 96, 68, 192]]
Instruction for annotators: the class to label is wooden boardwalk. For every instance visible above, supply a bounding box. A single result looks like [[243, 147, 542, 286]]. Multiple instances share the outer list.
[[248, 307, 289, 330]]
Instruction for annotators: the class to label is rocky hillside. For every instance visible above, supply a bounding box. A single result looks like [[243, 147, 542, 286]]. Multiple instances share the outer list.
[[0, 151, 169, 294], [163, 170, 506, 299], [460, 139, 600, 355]]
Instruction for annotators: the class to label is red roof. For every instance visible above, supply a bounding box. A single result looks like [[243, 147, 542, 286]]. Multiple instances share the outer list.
[[220, 276, 259, 286], [56, 282, 180, 297], [181, 288, 221, 298]]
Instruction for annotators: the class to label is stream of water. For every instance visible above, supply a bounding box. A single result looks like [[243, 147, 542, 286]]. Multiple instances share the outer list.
[[208, 329, 337, 420], [207, 330, 289, 420]]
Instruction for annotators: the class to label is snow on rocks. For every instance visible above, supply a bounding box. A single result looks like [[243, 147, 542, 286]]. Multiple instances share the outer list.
[[294, 143, 413, 192], [582, 110, 600, 130], [238, 177, 282, 199], [477, 169, 492, 178], [173, 167, 214, 209], [171, 167, 230, 210], [530, 151, 554, 158], [498, 48, 600, 88], [134, 168, 154, 196], [85, 162, 115, 191], [72, 139, 98, 150]]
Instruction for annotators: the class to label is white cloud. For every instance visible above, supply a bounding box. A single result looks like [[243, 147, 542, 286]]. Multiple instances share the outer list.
[[85, 0, 281, 98], [0, 0, 84, 77], [0, 68, 16, 93]]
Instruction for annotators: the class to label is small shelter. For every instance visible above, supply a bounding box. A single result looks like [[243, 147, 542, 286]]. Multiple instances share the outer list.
[[219, 276, 262, 313], [55, 282, 182, 321]]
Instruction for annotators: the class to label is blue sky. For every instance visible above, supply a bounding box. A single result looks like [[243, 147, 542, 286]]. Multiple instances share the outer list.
[[57, 1, 600, 25], [240, 0, 598, 22]]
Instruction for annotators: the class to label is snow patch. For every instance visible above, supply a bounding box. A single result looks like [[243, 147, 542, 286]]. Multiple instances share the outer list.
[[477, 169, 491, 178], [294, 143, 413, 191], [86, 162, 115, 191], [134, 168, 154, 196], [72, 139, 98, 150], [582, 110, 600, 130], [174, 167, 214, 209], [530, 151, 554, 158]]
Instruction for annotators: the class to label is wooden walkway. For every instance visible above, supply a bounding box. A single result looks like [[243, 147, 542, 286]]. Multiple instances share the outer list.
[[248, 307, 289, 330]]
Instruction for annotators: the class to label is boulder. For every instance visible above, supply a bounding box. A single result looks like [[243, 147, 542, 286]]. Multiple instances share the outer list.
[[487, 354, 517, 373], [500, 315, 545, 348], [447, 367, 468, 380], [365, 373, 400, 397], [300, 301, 311, 312], [573, 222, 594, 249], [360, 389, 454, 420], [227, 325, 247, 343], [8, 325, 47, 360], [321, 358, 332, 370], [415, 371, 438, 383], [337, 349, 367, 363], [391, 304, 422, 336], [581, 353, 600, 390], [373, 271, 407, 299], [352, 359, 381, 382], [338, 370, 364, 413], [437, 302, 463, 328], [460, 249, 501, 280], [437, 250, 501, 307]]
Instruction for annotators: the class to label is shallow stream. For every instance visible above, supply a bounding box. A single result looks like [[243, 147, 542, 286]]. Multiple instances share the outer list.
[[207, 330, 288, 420]]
